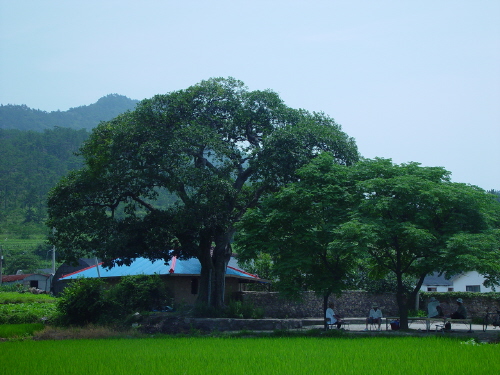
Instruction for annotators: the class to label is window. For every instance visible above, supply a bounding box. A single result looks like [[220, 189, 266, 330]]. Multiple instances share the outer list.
[[191, 278, 198, 294], [448, 288, 454, 292], [466, 285, 480, 292], [427, 287, 437, 292], [30, 280, 38, 288]]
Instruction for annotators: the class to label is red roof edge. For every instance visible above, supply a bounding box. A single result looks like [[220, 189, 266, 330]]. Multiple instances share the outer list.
[[169, 256, 177, 274], [60, 262, 104, 279], [227, 265, 259, 278]]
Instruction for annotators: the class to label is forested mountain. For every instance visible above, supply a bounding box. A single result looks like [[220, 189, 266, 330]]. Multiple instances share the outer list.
[[0, 128, 89, 229], [0, 93, 139, 241], [0, 94, 139, 131]]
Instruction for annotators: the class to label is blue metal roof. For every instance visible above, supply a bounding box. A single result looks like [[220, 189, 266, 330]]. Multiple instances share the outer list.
[[59, 256, 261, 281]]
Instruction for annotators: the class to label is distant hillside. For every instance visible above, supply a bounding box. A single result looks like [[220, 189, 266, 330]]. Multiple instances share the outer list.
[[0, 94, 139, 131]]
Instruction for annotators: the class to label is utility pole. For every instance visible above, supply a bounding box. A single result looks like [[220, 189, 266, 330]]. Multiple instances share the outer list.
[[0, 245, 3, 286], [52, 245, 56, 275]]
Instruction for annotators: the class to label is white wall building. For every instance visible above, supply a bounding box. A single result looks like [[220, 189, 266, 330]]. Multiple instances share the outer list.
[[421, 271, 498, 293]]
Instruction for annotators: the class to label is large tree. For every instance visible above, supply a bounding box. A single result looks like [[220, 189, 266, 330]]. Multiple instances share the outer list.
[[236, 154, 500, 328], [47, 78, 358, 310], [235, 152, 362, 327]]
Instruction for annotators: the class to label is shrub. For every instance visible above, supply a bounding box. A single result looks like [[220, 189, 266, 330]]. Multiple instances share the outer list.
[[55, 278, 110, 326], [408, 309, 427, 317], [106, 275, 173, 316], [55, 275, 173, 326], [0, 284, 19, 292], [224, 300, 264, 319], [192, 303, 219, 318]]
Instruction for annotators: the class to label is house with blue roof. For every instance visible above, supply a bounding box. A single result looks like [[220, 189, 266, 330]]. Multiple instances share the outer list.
[[54, 255, 265, 305]]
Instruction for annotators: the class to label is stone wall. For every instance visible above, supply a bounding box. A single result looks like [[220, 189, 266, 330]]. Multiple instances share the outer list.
[[140, 315, 303, 334], [239, 291, 500, 319], [239, 291, 399, 318], [425, 294, 500, 318]]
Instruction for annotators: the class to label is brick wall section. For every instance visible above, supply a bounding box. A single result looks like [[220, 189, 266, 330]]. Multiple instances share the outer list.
[[239, 291, 500, 319]]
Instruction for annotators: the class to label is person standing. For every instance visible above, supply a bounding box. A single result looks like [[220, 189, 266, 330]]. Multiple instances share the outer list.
[[365, 303, 383, 331]]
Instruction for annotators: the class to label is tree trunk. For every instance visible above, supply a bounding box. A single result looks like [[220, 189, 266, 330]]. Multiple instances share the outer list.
[[396, 272, 409, 329], [195, 235, 213, 307], [197, 262, 211, 307], [211, 230, 234, 310], [196, 229, 234, 311], [323, 293, 330, 330]]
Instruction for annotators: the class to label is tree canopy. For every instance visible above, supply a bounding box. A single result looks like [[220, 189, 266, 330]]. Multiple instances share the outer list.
[[236, 153, 500, 328], [47, 77, 359, 309]]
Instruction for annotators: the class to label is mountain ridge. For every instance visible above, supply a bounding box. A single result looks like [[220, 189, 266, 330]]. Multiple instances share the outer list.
[[0, 94, 139, 131]]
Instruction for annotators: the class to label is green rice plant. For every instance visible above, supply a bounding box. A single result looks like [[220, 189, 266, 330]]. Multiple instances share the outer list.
[[0, 323, 45, 338], [0, 337, 498, 374]]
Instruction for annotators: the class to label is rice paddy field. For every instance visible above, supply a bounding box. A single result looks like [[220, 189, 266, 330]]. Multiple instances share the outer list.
[[0, 323, 45, 338], [1, 336, 498, 374]]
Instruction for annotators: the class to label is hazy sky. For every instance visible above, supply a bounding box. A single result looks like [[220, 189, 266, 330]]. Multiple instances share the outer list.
[[1, 0, 499, 190]]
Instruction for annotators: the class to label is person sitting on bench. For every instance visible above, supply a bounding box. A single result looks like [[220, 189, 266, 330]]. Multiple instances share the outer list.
[[427, 297, 443, 318], [364, 303, 383, 331], [325, 302, 343, 329], [450, 298, 467, 319]]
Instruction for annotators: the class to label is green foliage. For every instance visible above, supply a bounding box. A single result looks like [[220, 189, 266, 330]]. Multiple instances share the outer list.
[[0, 303, 57, 324], [0, 291, 56, 304], [0, 240, 60, 275], [192, 303, 220, 318], [237, 153, 500, 329], [346, 266, 415, 295], [421, 291, 500, 303], [55, 278, 109, 326], [224, 300, 264, 319], [0, 284, 19, 292], [47, 77, 359, 310], [236, 153, 363, 300], [237, 252, 276, 291], [55, 276, 174, 326], [105, 274, 173, 315], [0, 127, 89, 239], [407, 309, 427, 317], [0, 294, 57, 324], [0, 95, 138, 240]]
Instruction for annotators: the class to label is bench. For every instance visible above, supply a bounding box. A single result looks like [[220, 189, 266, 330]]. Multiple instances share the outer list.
[[445, 318, 473, 332], [384, 316, 472, 332], [325, 318, 351, 330]]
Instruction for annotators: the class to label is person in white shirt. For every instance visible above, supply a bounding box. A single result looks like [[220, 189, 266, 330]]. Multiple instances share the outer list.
[[325, 302, 343, 329], [365, 303, 383, 331], [427, 297, 442, 318]]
